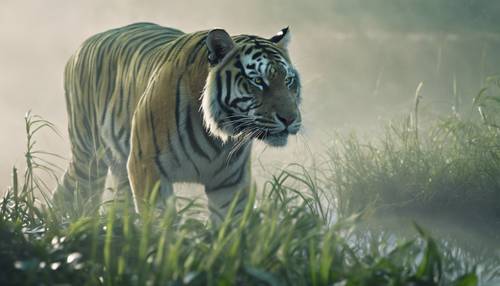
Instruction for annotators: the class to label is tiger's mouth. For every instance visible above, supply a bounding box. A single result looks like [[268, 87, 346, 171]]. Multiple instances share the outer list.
[[257, 130, 290, 147], [230, 121, 295, 147], [256, 130, 288, 139]]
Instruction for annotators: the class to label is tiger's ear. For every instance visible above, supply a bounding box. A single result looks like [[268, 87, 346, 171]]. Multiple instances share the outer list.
[[206, 29, 235, 65], [270, 27, 290, 49]]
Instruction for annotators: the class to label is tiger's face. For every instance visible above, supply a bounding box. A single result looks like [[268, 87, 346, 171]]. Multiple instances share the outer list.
[[202, 28, 301, 147]]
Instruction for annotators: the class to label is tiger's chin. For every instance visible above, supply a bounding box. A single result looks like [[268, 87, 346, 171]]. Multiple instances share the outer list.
[[260, 131, 289, 147]]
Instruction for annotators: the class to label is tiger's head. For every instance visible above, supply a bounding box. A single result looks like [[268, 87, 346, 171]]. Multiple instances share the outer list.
[[202, 28, 301, 147]]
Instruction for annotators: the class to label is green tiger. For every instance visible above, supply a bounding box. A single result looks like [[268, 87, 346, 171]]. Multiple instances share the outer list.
[[53, 22, 302, 219]]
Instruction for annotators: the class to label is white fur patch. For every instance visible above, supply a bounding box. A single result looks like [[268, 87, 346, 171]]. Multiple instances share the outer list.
[[201, 70, 230, 142]]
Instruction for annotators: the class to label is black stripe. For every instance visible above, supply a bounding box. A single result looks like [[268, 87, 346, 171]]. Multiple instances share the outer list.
[[110, 105, 127, 159], [234, 58, 247, 76], [125, 81, 133, 124], [164, 37, 185, 61], [134, 125, 143, 159], [147, 94, 169, 179], [81, 117, 93, 147], [220, 190, 248, 209], [175, 77, 201, 177], [117, 126, 125, 141], [141, 36, 171, 56], [257, 62, 264, 73], [117, 85, 124, 116], [100, 86, 111, 124], [224, 70, 232, 107], [187, 35, 207, 65], [166, 130, 181, 167], [175, 33, 196, 54], [134, 35, 171, 70], [144, 93, 160, 156], [229, 96, 253, 108], [213, 144, 249, 175], [70, 125, 89, 155], [155, 155, 169, 180], [238, 105, 257, 113], [186, 106, 211, 161], [251, 52, 262, 60], [201, 125, 222, 152], [234, 37, 247, 43], [215, 71, 233, 114], [219, 166, 246, 190], [244, 46, 254, 55]]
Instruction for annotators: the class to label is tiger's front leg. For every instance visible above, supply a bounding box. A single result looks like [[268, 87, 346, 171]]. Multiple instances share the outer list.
[[127, 108, 173, 212], [127, 152, 164, 212], [127, 122, 176, 212], [205, 163, 252, 224], [126, 66, 179, 213]]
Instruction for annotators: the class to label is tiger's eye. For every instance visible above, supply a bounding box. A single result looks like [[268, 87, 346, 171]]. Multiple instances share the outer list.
[[285, 77, 294, 85], [254, 77, 263, 85]]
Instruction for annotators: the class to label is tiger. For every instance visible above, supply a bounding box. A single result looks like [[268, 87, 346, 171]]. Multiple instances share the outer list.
[[53, 22, 302, 220]]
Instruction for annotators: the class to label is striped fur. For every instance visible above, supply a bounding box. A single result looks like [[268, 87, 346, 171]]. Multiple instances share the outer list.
[[53, 23, 301, 220]]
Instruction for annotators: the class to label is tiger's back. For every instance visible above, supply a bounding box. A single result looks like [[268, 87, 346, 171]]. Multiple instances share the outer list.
[[65, 23, 183, 166]]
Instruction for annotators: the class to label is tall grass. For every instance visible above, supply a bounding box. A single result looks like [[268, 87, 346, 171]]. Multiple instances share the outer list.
[[325, 77, 500, 229], [326, 117, 500, 220], [0, 113, 488, 285]]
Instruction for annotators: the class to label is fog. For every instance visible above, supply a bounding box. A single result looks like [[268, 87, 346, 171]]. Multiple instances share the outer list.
[[1, 0, 500, 192]]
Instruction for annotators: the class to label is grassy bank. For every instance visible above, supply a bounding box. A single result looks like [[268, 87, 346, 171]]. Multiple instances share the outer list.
[[325, 116, 500, 224], [321, 78, 500, 231], [0, 168, 482, 286]]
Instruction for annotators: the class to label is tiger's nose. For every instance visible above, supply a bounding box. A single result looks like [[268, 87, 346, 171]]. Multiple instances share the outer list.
[[277, 114, 296, 127]]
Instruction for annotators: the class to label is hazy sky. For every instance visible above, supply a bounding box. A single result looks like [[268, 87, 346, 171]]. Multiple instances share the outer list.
[[1, 0, 500, 191]]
